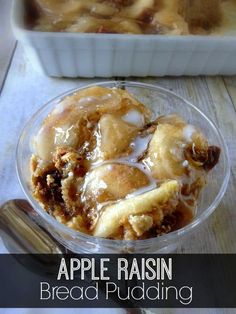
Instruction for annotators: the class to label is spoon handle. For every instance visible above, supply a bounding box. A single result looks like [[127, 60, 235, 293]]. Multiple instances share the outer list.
[[0, 200, 65, 253], [0, 200, 146, 312]]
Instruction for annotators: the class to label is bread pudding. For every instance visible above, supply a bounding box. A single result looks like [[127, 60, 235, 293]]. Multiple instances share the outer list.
[[27, 0, 236, 35], [30, 86, 220, 240]]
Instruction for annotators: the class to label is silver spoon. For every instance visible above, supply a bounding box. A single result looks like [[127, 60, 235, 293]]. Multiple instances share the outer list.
[[0, 199, 65, 254], [0, 199, 144, 313]]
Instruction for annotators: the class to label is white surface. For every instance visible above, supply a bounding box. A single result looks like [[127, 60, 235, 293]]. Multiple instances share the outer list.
[[12, 0, 236, 78]]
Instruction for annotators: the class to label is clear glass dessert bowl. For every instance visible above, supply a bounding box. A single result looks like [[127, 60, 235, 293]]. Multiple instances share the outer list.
[[16, 81, 230, 253]]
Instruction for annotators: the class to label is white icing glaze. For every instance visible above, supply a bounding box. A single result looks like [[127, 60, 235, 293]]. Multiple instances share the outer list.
[[106, 165, 113, 171], [122, 110, 144, 127], [126, 134, 152, 162], [54, 124, 78, 147], [183, 125, 196, 142], [51, 101, 66, 115], [142, 157, 154, 170], [182, 160, 189, 167], [91, 133, 152, 166]]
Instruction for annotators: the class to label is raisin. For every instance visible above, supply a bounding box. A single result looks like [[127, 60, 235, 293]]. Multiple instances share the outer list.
[[138, 9, 154, 24], [203, 145, 221, 171]]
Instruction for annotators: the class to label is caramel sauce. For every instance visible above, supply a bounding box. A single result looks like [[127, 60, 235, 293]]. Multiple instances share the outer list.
[[31, 87, 220, 240]]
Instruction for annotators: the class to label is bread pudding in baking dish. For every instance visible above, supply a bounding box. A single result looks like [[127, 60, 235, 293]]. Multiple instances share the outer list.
[[30, 86, 220, 240], [26, 0, 236, 35]]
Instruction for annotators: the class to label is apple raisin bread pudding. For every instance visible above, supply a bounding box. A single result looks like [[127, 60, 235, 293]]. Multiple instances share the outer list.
[[29, 0, 236, 35], [30, 86, 220, 240]]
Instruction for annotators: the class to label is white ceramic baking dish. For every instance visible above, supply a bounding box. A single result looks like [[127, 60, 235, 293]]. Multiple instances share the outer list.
[[12, 0, 236, 78]]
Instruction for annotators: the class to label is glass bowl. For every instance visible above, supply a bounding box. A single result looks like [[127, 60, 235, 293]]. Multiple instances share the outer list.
[[16, 81, 230, 253]]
